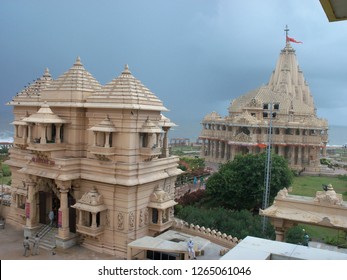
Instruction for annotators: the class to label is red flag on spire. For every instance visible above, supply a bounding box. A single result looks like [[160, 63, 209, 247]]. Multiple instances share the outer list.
[[286, 36, 303, 44]]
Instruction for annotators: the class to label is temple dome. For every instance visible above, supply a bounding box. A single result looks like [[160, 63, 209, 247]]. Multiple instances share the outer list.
[[12, 68, 53, 102], [86, 64, 167, 111], [40, 57, 101, 102]]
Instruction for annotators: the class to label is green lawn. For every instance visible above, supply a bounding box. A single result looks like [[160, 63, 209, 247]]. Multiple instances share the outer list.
[[290, 175, 347, 200]]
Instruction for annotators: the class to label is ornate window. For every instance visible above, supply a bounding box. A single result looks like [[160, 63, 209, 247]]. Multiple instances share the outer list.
[[147, 186, 177, 234], [72, 187, 107, 237], [139, 118, 163, 160], [22, 102, 67, 145], [89, 116, 117, 149]]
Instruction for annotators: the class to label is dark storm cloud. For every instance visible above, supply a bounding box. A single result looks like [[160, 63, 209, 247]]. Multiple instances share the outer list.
[[1, 0, 347, 140]]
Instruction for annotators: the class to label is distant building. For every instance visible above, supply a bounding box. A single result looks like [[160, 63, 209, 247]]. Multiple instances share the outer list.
[[199, 38, 328, 173], [6, 59, 182, 258], [170, 138, 190, 147]]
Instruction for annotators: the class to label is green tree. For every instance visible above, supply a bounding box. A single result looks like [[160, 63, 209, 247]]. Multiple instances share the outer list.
[[175, 205, 275, 239], [205, 153, 293, 210], [0, 146, 9, 154]]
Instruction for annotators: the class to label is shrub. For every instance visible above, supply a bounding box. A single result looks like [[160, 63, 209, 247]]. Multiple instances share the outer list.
[[285, 226, 306, 245], [176, 189, 206, 206], [175, 205, 275, 240], [320, 158, 331, 165], [1, 164, 11, 177]]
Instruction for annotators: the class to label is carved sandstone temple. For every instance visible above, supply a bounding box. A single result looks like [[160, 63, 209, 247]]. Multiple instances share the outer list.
[[199, 38, 328, 173], [5, 59, 182, 258]]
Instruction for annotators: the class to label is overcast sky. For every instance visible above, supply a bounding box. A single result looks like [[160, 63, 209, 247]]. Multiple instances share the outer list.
[[1, 0, 347, 140]]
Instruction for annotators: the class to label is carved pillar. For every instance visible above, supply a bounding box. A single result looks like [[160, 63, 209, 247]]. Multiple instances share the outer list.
[[78, 210, 82, 225], [158, 210, 163, 225], [226, 143, 231, 160], [23, 125, 28, 142], [298, 146, 302, 167], [91, 213, 97, 228], [105, 132, 110, 148], [220, 141, 225, 159], [302, 146, 308, 165], [215, 140, 219, 159], [27, 124, 33, 144], [56, 180, 71, 239], [73, 183, 81, 225], [231, 146, 236, 160], [14, 125, 19, 138], [55, 124, 62, 144], [25, 179, 38, 228], [162, 127, 169, 158], [40, 124, 47, 144], [290, 146, 295, 165], [93, 131, 97, 146], [207, 140, 211, 156], [275, 228, 285, 242]]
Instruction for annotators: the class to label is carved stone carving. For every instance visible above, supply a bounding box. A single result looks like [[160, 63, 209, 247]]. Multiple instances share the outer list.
[[314, 187, 343, 206], [232, 132, 251, 142], [117, 213, 124, 230], [150, 186, 171, 203], [247, 98, 261, 108], [129, 211, 135, 229], [79, 187, 104, 205], [144, 208, 149, 225], [276, 188, 289, 199], [105, 210, 110, 227], [139, 209, 144, 227]]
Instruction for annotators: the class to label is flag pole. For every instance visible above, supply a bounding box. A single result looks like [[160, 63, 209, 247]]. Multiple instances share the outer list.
[[284, 25, 289, 44]]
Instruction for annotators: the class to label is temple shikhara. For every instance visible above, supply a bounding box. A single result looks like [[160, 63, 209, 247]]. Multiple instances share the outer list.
[[6, 59, 182, 257], [199, 33, 328, 173]]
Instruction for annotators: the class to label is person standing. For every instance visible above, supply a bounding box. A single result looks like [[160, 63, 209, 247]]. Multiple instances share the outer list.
[[23, 236, 30, 257], [32, 234, 40, 255], [49, 210, 54, 226], [187, 238, 196, 259]]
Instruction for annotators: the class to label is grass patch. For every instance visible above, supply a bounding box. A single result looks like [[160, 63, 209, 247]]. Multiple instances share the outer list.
[[290, 175, 347, 200]]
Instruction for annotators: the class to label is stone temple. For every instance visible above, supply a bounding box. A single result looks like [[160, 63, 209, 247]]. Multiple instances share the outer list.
[[199, 39, 328, 173], [6, 58, 182, 258]]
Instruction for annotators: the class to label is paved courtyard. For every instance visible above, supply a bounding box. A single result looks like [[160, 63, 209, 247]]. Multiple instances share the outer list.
[[0, 223, 121, 260]]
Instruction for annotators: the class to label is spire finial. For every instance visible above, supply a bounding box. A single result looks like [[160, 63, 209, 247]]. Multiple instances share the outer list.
[[74, 56, 82, 66], [43, 67, 52, 78], [122, 64, 131, 74], [285, 25, 289, 43]]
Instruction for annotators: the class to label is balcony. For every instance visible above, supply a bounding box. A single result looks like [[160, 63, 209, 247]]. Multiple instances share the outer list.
[[76, 224, 105, 237], [148, 220, 173, 233], [89, 145, 116, 156], [139, 147, 162, 161], [27, 141, 66, 152]]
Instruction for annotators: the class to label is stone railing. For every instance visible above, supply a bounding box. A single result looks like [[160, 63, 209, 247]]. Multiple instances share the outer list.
[[172, 218, 241, 249]]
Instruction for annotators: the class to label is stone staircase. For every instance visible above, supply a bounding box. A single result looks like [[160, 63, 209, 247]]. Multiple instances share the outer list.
[[31, 224, 57, 251]]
